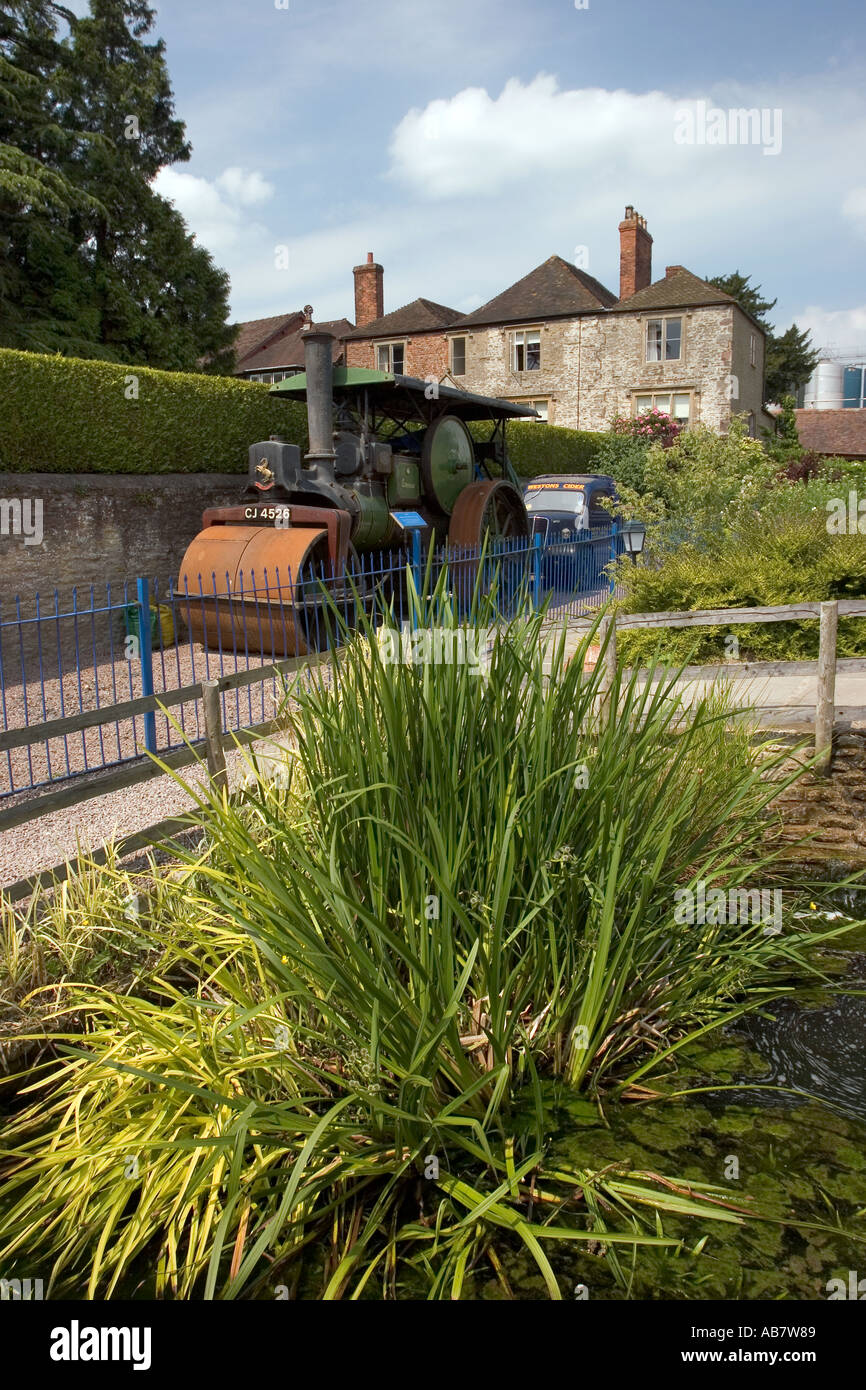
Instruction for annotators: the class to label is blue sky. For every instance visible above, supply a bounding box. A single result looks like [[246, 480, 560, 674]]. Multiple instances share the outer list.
[[134, 0, 865, 351]]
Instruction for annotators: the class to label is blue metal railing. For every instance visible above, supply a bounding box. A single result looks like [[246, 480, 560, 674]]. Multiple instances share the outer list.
[[0, 525, 623, 799]]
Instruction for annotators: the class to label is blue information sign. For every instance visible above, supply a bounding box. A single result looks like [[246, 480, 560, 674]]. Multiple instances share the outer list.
[[390, 510, 427, 529]]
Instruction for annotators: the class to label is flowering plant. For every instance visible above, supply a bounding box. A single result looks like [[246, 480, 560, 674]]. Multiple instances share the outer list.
[[610, 408, 682, 449]]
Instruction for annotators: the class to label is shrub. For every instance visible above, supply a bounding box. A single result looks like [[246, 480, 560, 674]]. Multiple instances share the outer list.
[[617, 511, 866, 662], [0, 347, 308, 474], [0, 346, 611, 481], [613, 417, 778, 551], [587, 431, 652, 494], [610, 408, 682, 448], [764, 394, 802, 468]]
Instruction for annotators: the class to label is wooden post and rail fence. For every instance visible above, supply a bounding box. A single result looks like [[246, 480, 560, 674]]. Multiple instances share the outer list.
[[1, 598, 864, 903]]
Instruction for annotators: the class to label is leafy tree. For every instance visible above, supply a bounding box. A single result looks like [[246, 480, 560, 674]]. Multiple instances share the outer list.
[[705, 270, 776, 326], [764, 324, 820, 403], [706, 270, 819, 406], [1, 0, 235, 369], [0, 1, 105, 351]]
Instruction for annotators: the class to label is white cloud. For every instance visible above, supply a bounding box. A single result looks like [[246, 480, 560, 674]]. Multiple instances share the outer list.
[[797, 304, 866, 358], [842, 187, 866, 236], [389, 76, 684, 199], [215, 167, 274, 206], [153, 165, 274, 254]]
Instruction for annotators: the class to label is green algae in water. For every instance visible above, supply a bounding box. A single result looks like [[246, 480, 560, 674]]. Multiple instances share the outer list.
[[522, 1026, 866, 1301]]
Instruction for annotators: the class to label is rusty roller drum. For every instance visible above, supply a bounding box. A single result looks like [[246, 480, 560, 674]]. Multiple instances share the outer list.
[[178, 524, 331, 657]]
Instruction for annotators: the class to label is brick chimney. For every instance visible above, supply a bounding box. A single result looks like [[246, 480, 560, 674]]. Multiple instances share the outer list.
[[353, 252, 384, 328], [618, 206, 653, 301]]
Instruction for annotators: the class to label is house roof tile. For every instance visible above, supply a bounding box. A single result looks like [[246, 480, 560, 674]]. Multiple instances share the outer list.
[[612, 267, 737, 314], [234, 313, 304, 365], [238, 319, 353, 374], [342, 298, 461, 341], [453, 256, 617, 329], [795, 409, 866, 458]]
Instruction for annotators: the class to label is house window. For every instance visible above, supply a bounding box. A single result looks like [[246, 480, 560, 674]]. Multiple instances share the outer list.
[[750, 335, 757, 368], [450, 336, 466, 376], [634, 391, 692, 426], [513, 329, 541, 372], [376, 342, 405, 374], [510, 398, 549, 422], [645, 317, 683, 362]]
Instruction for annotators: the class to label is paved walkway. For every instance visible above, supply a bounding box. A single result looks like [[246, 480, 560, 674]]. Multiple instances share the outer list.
[[552, 623, 866, 728]]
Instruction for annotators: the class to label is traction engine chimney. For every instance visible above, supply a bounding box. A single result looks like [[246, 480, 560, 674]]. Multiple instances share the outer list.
[[302, 327, 336, 467]]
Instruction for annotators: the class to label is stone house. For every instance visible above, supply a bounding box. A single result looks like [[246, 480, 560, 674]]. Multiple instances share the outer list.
[[341, 209, 771, 436]]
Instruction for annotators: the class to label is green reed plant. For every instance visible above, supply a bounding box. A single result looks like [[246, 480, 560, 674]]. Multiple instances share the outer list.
[[0, 565, 858, 1299]]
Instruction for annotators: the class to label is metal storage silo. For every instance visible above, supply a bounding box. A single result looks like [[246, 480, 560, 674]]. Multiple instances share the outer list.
[[802, 360, 844, 410]]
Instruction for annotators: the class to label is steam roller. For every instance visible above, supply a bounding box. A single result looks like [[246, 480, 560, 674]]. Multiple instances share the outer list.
[[178, 312, 535, 656]]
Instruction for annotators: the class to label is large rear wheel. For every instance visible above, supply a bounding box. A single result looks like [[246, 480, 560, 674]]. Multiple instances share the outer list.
[[447, 480, 530, 613]]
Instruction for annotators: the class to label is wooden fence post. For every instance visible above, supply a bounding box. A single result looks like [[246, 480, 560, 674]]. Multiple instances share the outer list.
[[815, 600, 838, 775], [202, 679, 228, 791], [598, 611, 617, 722]]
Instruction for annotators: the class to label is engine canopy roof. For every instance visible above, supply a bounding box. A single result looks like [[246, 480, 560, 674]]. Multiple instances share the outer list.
[[270, 368, 539, 424]]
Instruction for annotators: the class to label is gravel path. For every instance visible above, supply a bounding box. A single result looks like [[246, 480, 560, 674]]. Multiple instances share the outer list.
[[0, 625, 309, 891], [0, 736, 299, 892], [1, 639, 292, 798]]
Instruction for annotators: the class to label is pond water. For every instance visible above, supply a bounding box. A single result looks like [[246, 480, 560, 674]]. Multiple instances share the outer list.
[[491, 919, 866, 1300]]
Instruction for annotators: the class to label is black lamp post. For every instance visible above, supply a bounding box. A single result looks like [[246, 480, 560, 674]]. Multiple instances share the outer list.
[[622, 520, 646, 566]]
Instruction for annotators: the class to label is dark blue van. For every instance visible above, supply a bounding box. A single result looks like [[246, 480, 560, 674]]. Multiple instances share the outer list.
[[523, 474, 618, 538], [523, 475, 619, 592]]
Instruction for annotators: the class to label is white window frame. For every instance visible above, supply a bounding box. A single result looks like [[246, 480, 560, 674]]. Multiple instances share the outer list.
[[749, 334, 757, 368], [376, 341, 406, 374], [508, 398, 549, 422], [633, 390, 693, 426], [449, 336, 467, 376], [645, 316, 683, 363], [512, 327, 541, 372]]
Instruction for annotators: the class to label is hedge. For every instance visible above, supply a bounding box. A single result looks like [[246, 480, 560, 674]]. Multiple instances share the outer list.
[[0, 348, 308, 474], [501, 421, 607, 479], [0, 346, 609, 479]]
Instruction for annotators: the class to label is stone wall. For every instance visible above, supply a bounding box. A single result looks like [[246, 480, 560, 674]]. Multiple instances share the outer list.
[[460, 305, 751, 433], [425, 305, 774, 435], [0, 473, 244, 672], [729, 304, 770, 433], [0, 472, 243, 600], [770, 731, 866, 870]]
